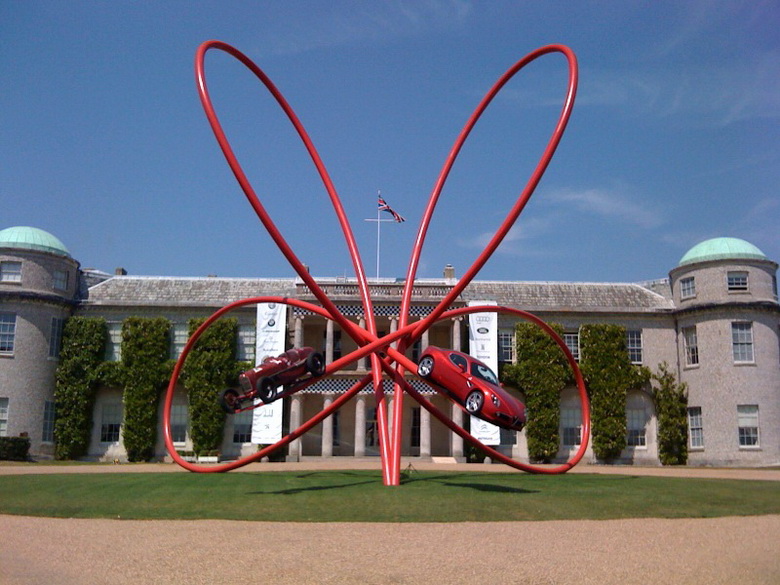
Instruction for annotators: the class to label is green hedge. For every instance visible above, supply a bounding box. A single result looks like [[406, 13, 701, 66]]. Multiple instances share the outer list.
[[54, 317, 107, 460], [580, 324, 650, 461], [501, 322, 571, 462], [0, 437, 31, 461], [120, 317, 173, 462], [182, 318, 237, 455]]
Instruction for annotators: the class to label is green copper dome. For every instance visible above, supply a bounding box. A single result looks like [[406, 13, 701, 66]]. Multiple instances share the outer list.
[[0, 226, 72, 258], [679, 237, 766, 266]]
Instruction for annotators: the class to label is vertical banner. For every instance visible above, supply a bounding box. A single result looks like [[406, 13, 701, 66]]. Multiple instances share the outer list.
[[468, 300, 501, 446], [251, 302, 287, 444]]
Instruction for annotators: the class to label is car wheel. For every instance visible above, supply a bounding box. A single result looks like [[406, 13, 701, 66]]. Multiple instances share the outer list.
[[258, 377, 278, 403], [306, 352, 326, 376], [219, 388, 241, 414], [417, 356, 435, 378], [465, 390, 484, 414]]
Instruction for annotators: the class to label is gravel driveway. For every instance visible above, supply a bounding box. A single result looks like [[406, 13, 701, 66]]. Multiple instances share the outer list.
[[2, 462, 778, 584]]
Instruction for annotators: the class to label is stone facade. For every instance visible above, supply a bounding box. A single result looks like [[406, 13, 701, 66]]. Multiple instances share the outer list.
[[2, 228, 778, 467]]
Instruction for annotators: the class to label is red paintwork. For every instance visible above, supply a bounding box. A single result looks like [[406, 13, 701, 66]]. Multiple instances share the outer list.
[[240, 347, 321, 396], [418, 347, 526, 432]]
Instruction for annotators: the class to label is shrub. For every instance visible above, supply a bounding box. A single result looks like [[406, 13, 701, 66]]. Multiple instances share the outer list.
[[501, 322, 570, 462], [0, 437, 31, 461], [54, 317, 107, 460], [652, 362, 689, 465]]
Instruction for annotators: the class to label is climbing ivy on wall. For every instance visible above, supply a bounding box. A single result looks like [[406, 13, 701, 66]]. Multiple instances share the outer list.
[[120, 317, 172, 462], [579, 324, 650, 461], [651, 362, 688, 465], [54, 317, 106, 460], [182, 317, 238, 455], [501, 322, 571, 462]]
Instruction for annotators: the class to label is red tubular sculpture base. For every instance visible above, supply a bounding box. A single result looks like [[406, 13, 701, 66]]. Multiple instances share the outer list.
[[163, 40, 589, 485]]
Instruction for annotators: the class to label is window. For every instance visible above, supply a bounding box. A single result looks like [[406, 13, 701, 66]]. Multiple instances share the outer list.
[[449, 352, 468, 371], [0, 313, 17, 355], [731, 322, 754, 363], [106, 322, 122, 361], [773, 275, 778, 299], [232, 409, 253, 444], [498, 330, 515, 363], [236, 324, 256, 363], [564, 332, 580, 362], [561, 407, 582, 446], [680, 277, 696, 299], [0, 397, 9, 437], [410, 407, 421, 448], [410, 339, 422, 364], [737, 405, 759, 447], [53, 269, 68, 291], [100, 403, 122, 443], [170, 323, 189, 359], [682, 326, 699, 366], [42, 400, 56, 443], [688, 407, 704, 449], [626, 330, 643, 364], [49, 317, 65, 358], [0, 261, 22, 283], [332, 410, 340, 447], [727, 271, 749, 292], [170, 404, 188, 444], [323, 329, 342, 361], [626, 408, 647, 447]]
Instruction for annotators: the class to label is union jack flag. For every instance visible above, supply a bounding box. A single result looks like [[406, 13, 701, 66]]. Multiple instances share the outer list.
[[378, 195, 405, 223]]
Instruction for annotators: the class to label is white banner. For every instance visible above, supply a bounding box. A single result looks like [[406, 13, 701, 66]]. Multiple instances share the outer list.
[[251, 302, 287, 444], [468, 300, 501, 445]]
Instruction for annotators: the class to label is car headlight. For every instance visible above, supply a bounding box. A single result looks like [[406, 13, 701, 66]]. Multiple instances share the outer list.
[[491, 394, 500, 407]]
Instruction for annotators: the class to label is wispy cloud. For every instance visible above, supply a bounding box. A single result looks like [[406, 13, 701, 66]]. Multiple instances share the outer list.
[[546, 186, 664, 230], [459, 216, 553, 255], [263, 0, 472, 56]]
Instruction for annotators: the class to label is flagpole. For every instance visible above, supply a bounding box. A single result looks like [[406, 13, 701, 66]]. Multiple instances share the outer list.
[[375, 194, 381, 279]]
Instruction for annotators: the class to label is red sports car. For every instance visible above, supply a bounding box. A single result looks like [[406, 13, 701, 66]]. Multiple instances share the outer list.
[[220, 346, 325, 413], [417, 346, 526, 432]]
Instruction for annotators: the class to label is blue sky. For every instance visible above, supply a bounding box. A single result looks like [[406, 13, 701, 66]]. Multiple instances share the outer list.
[[2, 1, 778, 284]]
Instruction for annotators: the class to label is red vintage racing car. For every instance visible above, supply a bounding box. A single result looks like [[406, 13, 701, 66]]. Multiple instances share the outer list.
[[220, 346, 325, 413], [417, 346, 526, 432]]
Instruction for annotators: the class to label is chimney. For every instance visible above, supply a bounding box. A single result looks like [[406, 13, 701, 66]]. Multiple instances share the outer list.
[[443, 264, 455, 280], [114, 267, 127, 276]]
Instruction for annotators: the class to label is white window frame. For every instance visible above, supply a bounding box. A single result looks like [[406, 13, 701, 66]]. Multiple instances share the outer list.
[[626, 408, 648, 448], [106, 322, 122, 361], [563, 332, 580, 362], [737, 405, 759, 448], [731, 322, 754, 363], [0, 313, 17, 355], [687, 406, 704, 449], [498, 330, 516, 363], [0, 261, 22, 283], [682, 326, 699, 366], [626, 330, 643, 365], [237, 324, 256, 363], [170, 404, 189, 445], [100, 403, 122, 443], [560, 407, 582, 447], [171, 323, 189, 359], [680, 276, 696, 299], [0, 397, 9, 437], [727, 271, 749, 292]]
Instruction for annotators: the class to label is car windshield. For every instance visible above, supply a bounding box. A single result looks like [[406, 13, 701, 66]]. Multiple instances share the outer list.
[[471, 362, 499, 385]]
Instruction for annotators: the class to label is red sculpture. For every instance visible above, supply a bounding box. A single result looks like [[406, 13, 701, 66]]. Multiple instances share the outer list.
[[164, 40, 590, 485]]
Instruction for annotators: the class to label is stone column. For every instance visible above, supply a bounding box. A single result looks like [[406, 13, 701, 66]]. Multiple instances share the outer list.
[[389, 317, 398, 348], [287, 395, 302, 462], [421, 326, 430, 351], [354, 395, 366, 457], [293, 315, 304, 349], [420, 400, 431, 458], [451, 402, 464, 460], [321, 395, 333, 457], [325, 319, 334, 364], [451, 317, 462, 351]]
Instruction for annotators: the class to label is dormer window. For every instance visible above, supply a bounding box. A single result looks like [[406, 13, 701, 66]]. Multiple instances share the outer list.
[[0, 261, 22, 283], [727, 271, 749, 292], [680, 277, 696, 299]]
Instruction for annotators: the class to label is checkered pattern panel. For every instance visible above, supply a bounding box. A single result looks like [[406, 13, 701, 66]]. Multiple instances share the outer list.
[[302, 377, 435, 395]]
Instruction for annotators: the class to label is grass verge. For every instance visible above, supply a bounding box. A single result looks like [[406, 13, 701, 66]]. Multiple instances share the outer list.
[[0, 470, 778, 522]]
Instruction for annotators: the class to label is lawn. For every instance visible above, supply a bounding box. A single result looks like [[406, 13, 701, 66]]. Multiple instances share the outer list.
[[1, 470, 778, 522]]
